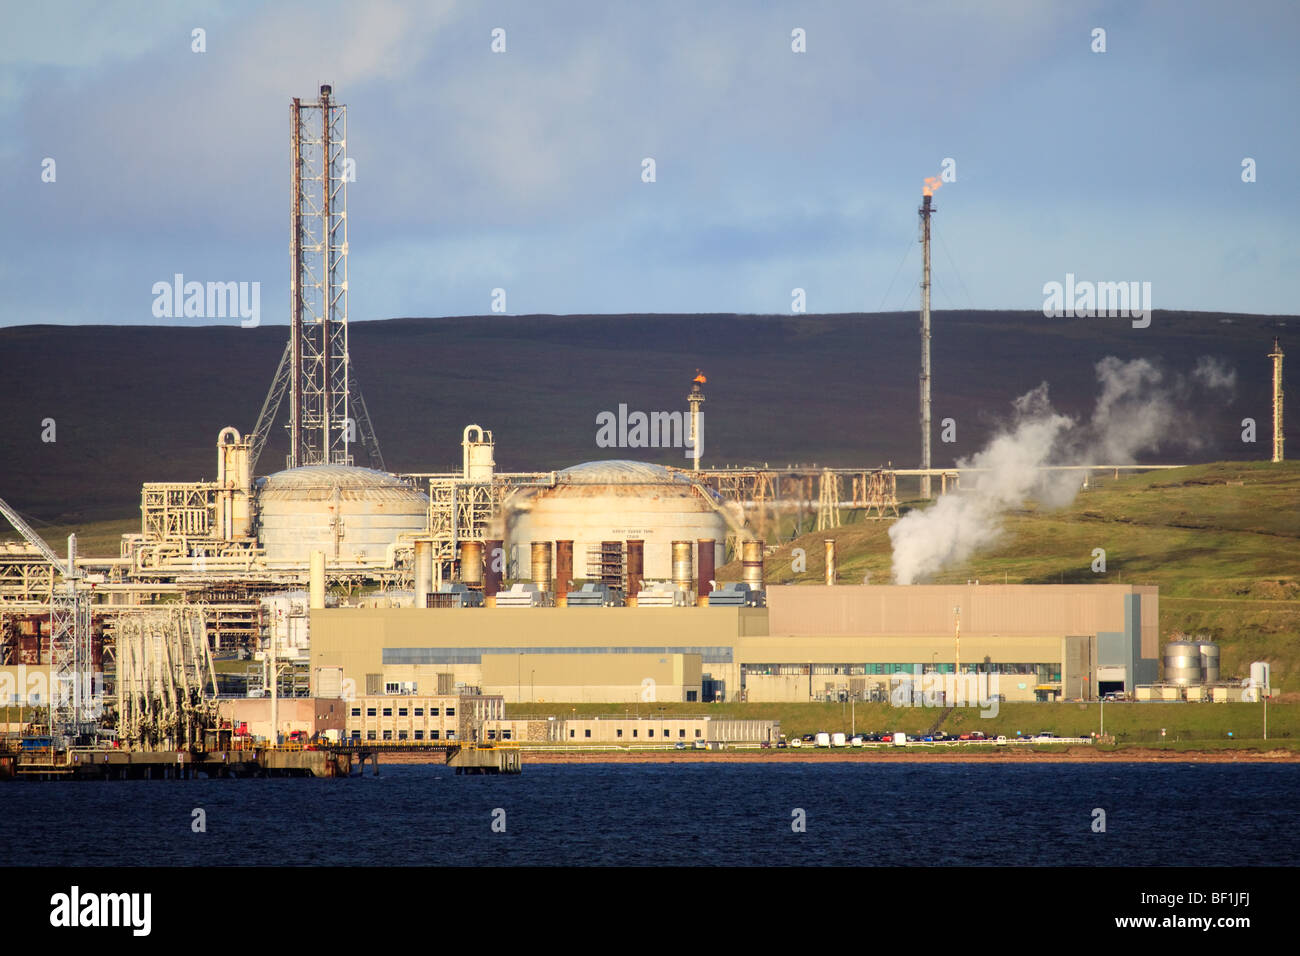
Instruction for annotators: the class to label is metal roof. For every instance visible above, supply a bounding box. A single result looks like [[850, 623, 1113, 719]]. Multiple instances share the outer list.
[[258, 464, 428, 503], [556, 460, 694, 486]]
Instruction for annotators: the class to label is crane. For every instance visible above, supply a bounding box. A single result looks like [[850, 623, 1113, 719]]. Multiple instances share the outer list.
[[0, 495, 96, 744]]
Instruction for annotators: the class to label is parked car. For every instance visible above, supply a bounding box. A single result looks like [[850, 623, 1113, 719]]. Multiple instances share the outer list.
[[674, 741, 687, 750], [850, 735, 864, 747]]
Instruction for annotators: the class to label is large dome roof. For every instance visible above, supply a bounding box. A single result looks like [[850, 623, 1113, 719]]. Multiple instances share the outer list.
[[259, 465, 428, 504], [542, 460, 719, 501], [256, 465, 429, 567]]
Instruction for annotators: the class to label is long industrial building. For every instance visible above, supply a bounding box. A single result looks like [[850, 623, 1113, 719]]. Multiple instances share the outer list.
[[310, 583, 1159, 705]]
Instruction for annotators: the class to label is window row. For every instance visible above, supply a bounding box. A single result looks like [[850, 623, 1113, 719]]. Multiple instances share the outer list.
[[568, 727, 703, 739]]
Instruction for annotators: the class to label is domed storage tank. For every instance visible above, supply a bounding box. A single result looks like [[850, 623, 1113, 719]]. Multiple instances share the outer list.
[[257, 465, 429, 567], [504, 460, 731, 583]]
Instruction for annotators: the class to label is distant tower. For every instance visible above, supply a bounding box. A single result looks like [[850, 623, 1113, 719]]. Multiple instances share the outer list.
[[249, 84, 384, 473], [918, 189, 934, 499], [688, 372, 706, 471], [1271, 338, 1285, 463]]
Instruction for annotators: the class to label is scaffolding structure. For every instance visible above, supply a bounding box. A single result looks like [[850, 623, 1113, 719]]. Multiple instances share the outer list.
[[249, 84, 382, 473], [586, 541, 625, 590]]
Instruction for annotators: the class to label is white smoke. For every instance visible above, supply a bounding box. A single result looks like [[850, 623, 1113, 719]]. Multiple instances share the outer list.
[[888, 356, 1234, 585]]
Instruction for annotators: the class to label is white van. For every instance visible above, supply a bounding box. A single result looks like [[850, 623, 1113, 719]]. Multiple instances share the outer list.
[[891, 732, 907, 746], [815, 732, 831, 748], [831, 732, 847, 748]]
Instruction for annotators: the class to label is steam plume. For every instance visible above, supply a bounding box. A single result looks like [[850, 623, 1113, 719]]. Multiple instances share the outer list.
[[888, 357, 1234, 585]]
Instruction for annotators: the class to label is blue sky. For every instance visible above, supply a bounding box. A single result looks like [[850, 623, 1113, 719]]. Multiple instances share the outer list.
[[1, 0, 1296, 327]]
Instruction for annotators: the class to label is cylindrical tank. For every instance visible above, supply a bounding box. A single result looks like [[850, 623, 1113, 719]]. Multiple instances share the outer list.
[[459, 541, 484, 588], [672, 540, 694, 594], [258, 465, 429, 566], [1164, 641, 1203, 685], [742, 539, 765, 591], [555, 540, 573, 606], [1250, 661, 1270, 690], [217, 427, 253, 539], [531, 541, 553, 594], [413, 542, 432, 608], [310, 549, 327, 609], [484, 539, 503, 597], [824, 539, 837, 586], [462, 424, 495, 481], [697, 538, 715, 606], [503, 461, 729, 581], [626, 540, 644, 602], [1197, 641, 1220, 684]]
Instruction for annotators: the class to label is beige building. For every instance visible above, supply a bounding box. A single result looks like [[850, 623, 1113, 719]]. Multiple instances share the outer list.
[[309, 584, 1159, 705], [343, 693, 504, 742], [480, 652, 702, 703], [561, 717, 779, 744]]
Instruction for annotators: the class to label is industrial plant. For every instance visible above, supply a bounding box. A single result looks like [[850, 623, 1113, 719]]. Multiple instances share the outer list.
[[0, 85, 1284, 777]]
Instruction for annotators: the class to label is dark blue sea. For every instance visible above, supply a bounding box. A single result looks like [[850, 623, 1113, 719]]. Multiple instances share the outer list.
[[3, 763, 1297, 866]]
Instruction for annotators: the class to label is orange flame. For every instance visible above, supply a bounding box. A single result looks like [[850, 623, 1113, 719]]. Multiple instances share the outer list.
[[922, 176, 943, 197], [693, 370, 707, 384]]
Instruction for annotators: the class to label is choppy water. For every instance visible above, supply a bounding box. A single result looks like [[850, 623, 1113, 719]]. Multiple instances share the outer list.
[[2, 762, 1296, 866]]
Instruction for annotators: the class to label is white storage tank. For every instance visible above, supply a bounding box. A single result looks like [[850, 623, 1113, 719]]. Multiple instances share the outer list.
[[257, 465, 429, 567], [1197, 641, 1220, 684], [1250, 661, 1270, 691], [504, 460, 734, 581], [1163, 641, 1203, 685]]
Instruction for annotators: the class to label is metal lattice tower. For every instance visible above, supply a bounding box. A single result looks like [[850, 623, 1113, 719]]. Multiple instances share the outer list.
[[816, 470, 842, 531], [0, 496, 96, 741], [250, 84, 383, 473]]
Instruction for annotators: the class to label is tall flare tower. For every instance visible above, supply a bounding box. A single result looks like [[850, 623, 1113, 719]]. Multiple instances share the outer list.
[[1270, 338, 1285, 463], [918, 177, 940, 499]]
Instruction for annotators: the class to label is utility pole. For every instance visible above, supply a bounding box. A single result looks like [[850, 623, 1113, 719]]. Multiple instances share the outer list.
[[953, 604, 961, 706]]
